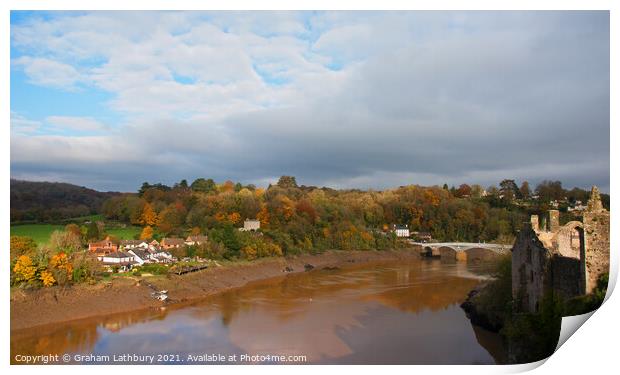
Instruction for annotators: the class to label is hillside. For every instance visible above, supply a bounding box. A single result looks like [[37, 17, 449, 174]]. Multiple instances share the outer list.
[[10, 179, 121, 223]]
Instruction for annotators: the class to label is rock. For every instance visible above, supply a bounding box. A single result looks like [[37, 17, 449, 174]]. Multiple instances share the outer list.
[[304, 263, 315, 271], [460, 285, 502, 332], [322, 266, 340, 271], [283, 266, 294, 273]]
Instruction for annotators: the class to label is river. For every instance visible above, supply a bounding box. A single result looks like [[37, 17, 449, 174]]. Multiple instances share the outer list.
[[11, 259, 507, 364]]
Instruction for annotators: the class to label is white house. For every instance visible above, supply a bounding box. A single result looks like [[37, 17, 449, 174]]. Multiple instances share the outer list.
[[393, 224, 410, 238], [240, 219, 260, 231], [185, 235, 208, 246], [97, 251, 136, 272], [120, 240, 149, 250], [128, 248, 151, 265]]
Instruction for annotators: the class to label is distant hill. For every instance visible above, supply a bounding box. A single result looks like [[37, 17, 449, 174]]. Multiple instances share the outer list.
[[10, 179, 121, 223]]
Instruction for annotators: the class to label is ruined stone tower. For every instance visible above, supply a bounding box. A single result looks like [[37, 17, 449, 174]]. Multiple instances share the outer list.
[[582, 186, 610, 294], [512, 186, 609, 313]]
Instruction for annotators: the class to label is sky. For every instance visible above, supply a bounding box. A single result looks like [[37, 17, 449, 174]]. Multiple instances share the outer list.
[[10, 11, 610, 192]]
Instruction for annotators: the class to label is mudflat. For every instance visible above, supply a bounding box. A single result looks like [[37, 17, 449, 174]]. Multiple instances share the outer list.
[[11, 249, 420, 331]]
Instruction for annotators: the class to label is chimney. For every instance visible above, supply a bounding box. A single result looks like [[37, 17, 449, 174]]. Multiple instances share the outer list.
[[548, 210, 560, 232]]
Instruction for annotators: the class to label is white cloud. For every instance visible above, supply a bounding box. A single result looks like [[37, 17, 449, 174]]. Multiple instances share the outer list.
[[11, 112, 42, 135], [10, 11, 610, 192], [13, 56, 83, 90], [46, 116, 107, 132]]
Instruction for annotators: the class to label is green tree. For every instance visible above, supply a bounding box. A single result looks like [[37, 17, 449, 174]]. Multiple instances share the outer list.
[[86, 221, 99, 240], [499, 179, 519, 201], [191, 178, 216, 193], [519, 181, 531, 199], [277, 176, 298, 189]]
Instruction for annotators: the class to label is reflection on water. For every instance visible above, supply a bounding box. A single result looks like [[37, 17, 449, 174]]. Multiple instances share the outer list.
[[11, 259, 505, 364]]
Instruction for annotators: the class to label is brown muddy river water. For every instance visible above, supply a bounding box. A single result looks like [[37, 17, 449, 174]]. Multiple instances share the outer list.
[[11, 259, 506, 365]]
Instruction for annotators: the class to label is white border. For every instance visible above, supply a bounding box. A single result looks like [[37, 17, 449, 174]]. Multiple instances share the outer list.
[[2, 2, 616, 375]]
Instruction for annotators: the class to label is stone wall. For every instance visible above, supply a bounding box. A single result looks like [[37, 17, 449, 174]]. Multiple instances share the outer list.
[[582, 187, 610, 294], [548, 210, 560, 232], [511, 186, 610, 313], [550, 255, 581, 300], [512, 224, 551, 313]]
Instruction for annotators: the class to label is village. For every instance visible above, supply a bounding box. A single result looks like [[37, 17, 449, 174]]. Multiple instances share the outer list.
[[87, 219, 263, 272]]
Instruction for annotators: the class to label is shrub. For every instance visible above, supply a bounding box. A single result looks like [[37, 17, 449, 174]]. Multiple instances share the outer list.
[[49, 252, 73, 286], [40, 270, 56, 287], [12, 255, 37, 285], [138, 263, 169, 275], [71, 252, 103, 283]]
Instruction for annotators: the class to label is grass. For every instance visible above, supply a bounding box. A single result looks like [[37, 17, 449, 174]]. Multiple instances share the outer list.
[[10, 224, 65, 244], [10, 222, 142, 244], [106, 226, 142, 240]]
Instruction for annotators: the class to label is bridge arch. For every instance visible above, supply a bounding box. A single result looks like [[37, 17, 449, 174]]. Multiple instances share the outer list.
[[464, 247, 501, 263], [439, 246, 457, 260]]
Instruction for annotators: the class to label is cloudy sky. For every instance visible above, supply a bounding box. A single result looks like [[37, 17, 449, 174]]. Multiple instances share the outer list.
[[10, 11, 610, 192]]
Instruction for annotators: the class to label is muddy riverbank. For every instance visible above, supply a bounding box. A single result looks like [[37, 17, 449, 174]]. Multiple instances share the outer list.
[[11, 249, 421, 331]]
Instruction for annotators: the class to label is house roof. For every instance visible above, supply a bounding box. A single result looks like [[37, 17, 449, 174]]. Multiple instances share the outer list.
[[186, 235, 208, 242], [130, 249, 150, 260], [103, 251, 133, 259], [90, 240, 116, 247], [394, 224, 409, 230], [162, 238, 185, 245], [92, 247, 117, 255], [121, 240, 144, 245]]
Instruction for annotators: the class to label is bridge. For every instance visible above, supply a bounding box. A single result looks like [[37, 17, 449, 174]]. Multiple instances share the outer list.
[[408, 241, 512, 262]]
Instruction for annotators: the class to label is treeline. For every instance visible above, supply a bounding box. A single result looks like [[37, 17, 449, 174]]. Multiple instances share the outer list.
[[101, 176, 574, 257], [10, 179, 120, 223]]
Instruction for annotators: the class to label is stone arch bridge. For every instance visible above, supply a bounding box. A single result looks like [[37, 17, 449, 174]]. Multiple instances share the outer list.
[[410, 242, 512, 262]]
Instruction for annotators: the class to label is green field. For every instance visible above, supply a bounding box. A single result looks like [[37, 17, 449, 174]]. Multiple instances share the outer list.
[[10, 223, 142, 245], [106, 226, 142, 240], [10, 224, 65, 244]]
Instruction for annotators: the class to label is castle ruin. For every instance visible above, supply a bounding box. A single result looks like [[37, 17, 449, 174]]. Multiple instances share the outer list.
[[511, 186, 610, 313]]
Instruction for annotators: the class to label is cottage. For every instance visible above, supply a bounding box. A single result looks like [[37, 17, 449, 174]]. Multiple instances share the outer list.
[[412, 231, 432, 242], [160, 237, 185, 249], [120, 239, 149, 249], [511, 186, 609, 313], [149, 248, 174, 263], [97, 251, 136, 272], [185, 235, 208, 246], [88, 238, 118, 254], [128, 248, 151, 265], [240, 219, 260, 231], [392, 224, 410, 238]]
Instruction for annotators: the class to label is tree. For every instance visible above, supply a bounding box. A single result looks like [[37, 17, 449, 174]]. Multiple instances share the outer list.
[[10, 236, 37, 260], [86, 221, 100, 240], [49, 252, 73, 285], [65, 223, 82, 237], [455, 184, 472, 198], [13, 255, 37, 284], [140, 226, 154, 240], [520, 181, 531, 199], [140, 203, 159, 226], [499, 179, 519, 200], [191, 178, 216, 193], [535, 180, 564, 202], [471, 184, 484, 199], [277, 176, 298, 189], [49, 230, 82, 253]]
